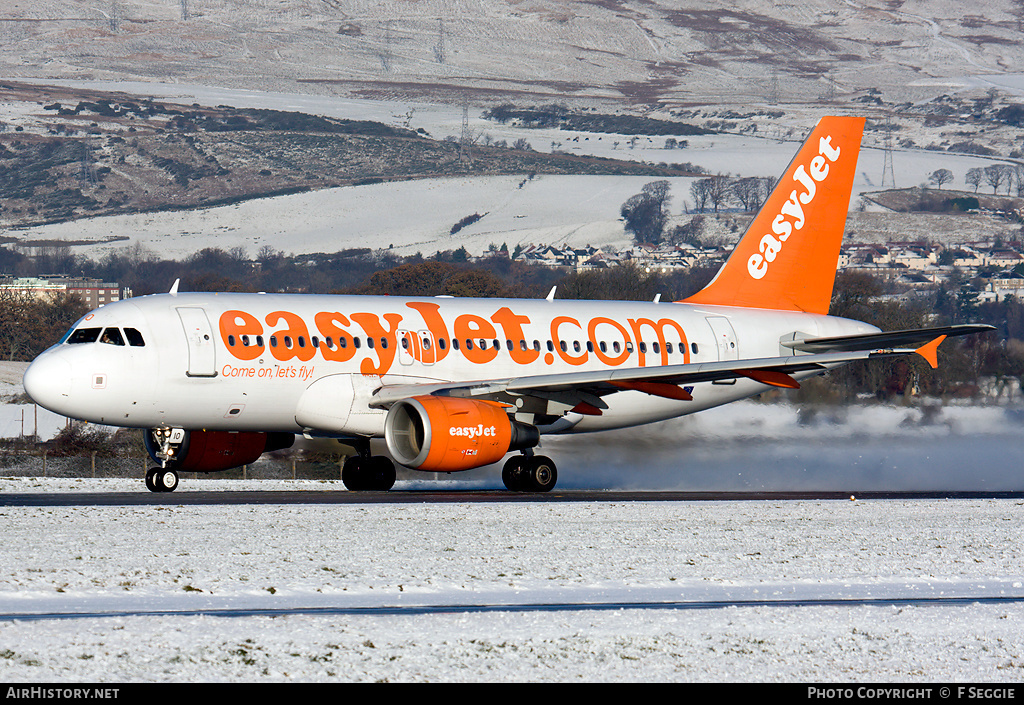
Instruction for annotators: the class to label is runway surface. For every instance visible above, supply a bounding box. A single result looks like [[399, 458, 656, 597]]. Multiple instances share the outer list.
[[3, 489, 1024, 506], [4, 591, 1024, 623]]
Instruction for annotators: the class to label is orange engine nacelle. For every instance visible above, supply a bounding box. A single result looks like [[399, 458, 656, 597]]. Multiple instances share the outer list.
[[384, 396, 539, 472], [145, 430, 294, 473]]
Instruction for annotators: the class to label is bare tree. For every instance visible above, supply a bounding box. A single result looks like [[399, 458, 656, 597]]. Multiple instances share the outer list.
[[706, 174, 732, 213], [730, 177, 758, 212], [1014, 164, 1024, 197], [928, 168, 953, 189], [966, 167, 984, 192], [689, 178, 712, 213], [984, 164, 1013, 194]]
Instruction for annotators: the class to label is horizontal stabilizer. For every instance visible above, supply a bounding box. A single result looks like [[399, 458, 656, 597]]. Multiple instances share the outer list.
[[781, 324, 994, 354]]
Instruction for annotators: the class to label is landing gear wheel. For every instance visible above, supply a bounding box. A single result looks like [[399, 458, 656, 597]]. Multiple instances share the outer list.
[[502, 456, 526, 491], [525, 456, 557, 492], [146, 468, 179, 493], [342, 456, 396, 491], [369, 456, 396, 491], [503, 455, 557, 492]]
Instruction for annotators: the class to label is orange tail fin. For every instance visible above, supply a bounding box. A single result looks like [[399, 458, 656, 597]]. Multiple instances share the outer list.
[[683, 116, 865, 314]]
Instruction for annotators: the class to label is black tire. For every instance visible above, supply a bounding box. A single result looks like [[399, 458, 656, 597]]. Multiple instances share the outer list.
[[155, 469, 179, 493], [343, 456, 396, 491], [526, 456, 557, 492], [502, 456, 525, 491], [342, 456, 366, 491], [145, 468, 160, 493], [370, 456, 396, 491]]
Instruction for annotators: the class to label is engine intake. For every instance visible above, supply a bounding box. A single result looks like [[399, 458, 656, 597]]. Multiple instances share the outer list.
[[385, 396, 539, 472]]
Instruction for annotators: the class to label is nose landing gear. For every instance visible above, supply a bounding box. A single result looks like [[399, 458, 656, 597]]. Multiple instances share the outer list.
[[145, 467, 179, 493], [144, 427, 185, 493]]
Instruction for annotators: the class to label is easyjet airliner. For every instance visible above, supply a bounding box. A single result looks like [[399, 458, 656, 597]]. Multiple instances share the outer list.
[[23, 116, 991, 492]]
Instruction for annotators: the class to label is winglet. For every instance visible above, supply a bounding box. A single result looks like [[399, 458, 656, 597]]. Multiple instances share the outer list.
[[682, 116, 865, 314], [915, 335, 946, 369]]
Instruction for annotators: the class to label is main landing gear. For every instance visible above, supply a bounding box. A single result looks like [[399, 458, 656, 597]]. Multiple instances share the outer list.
[[341, 443, 396, 491], [502, 454, 558, 492]]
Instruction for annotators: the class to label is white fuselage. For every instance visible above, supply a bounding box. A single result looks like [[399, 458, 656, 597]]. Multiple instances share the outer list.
[[23, 292, 878, 438]]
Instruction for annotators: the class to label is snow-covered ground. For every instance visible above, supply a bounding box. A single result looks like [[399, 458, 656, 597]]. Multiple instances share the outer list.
[[4, 354, 1024, 680], [0, 482, 1022, 682], [3, 80, 1005, 260]]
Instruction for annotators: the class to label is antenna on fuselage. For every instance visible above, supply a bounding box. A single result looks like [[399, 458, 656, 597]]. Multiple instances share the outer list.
[[169, 278, 180, 296], [545, 286, 556, 301]]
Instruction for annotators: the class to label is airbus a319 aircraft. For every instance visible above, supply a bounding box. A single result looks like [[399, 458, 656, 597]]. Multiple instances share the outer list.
[[24, 116, 991, 492]]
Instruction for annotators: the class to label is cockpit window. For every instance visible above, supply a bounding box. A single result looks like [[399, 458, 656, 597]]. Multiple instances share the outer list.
[[65, 326, 146, 347], [100, 328, 125, 346], [67, 327, 101, 344], [124, 328, 145, 347]]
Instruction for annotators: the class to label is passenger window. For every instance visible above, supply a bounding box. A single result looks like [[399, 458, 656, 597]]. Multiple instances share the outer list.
[[124, 328, 145, 347], [100, 328, 125, 346], [68, 327, 101, 344]]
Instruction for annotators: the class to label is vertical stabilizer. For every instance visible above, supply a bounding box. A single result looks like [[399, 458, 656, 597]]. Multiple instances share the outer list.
[[683, 116, 865, 314]]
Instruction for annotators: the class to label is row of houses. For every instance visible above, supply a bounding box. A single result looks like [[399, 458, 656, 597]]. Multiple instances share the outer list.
[[0, 276, 128, 308], [511, 243, 727, 271], [506, 239, 1024, 302]]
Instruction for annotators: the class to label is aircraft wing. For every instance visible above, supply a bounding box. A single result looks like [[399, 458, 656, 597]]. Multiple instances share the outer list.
[[369, 332, 971, 411], [780, 324, 994, 353]]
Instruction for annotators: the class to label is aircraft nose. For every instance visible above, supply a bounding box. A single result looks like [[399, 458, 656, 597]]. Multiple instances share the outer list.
[[23, 352, 72, 413]]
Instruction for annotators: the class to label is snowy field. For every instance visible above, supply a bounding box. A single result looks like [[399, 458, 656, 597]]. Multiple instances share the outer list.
[[0, 481, 1022, 682], [3, 392, 1024, 681], [3, 80, 1006, 261]]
